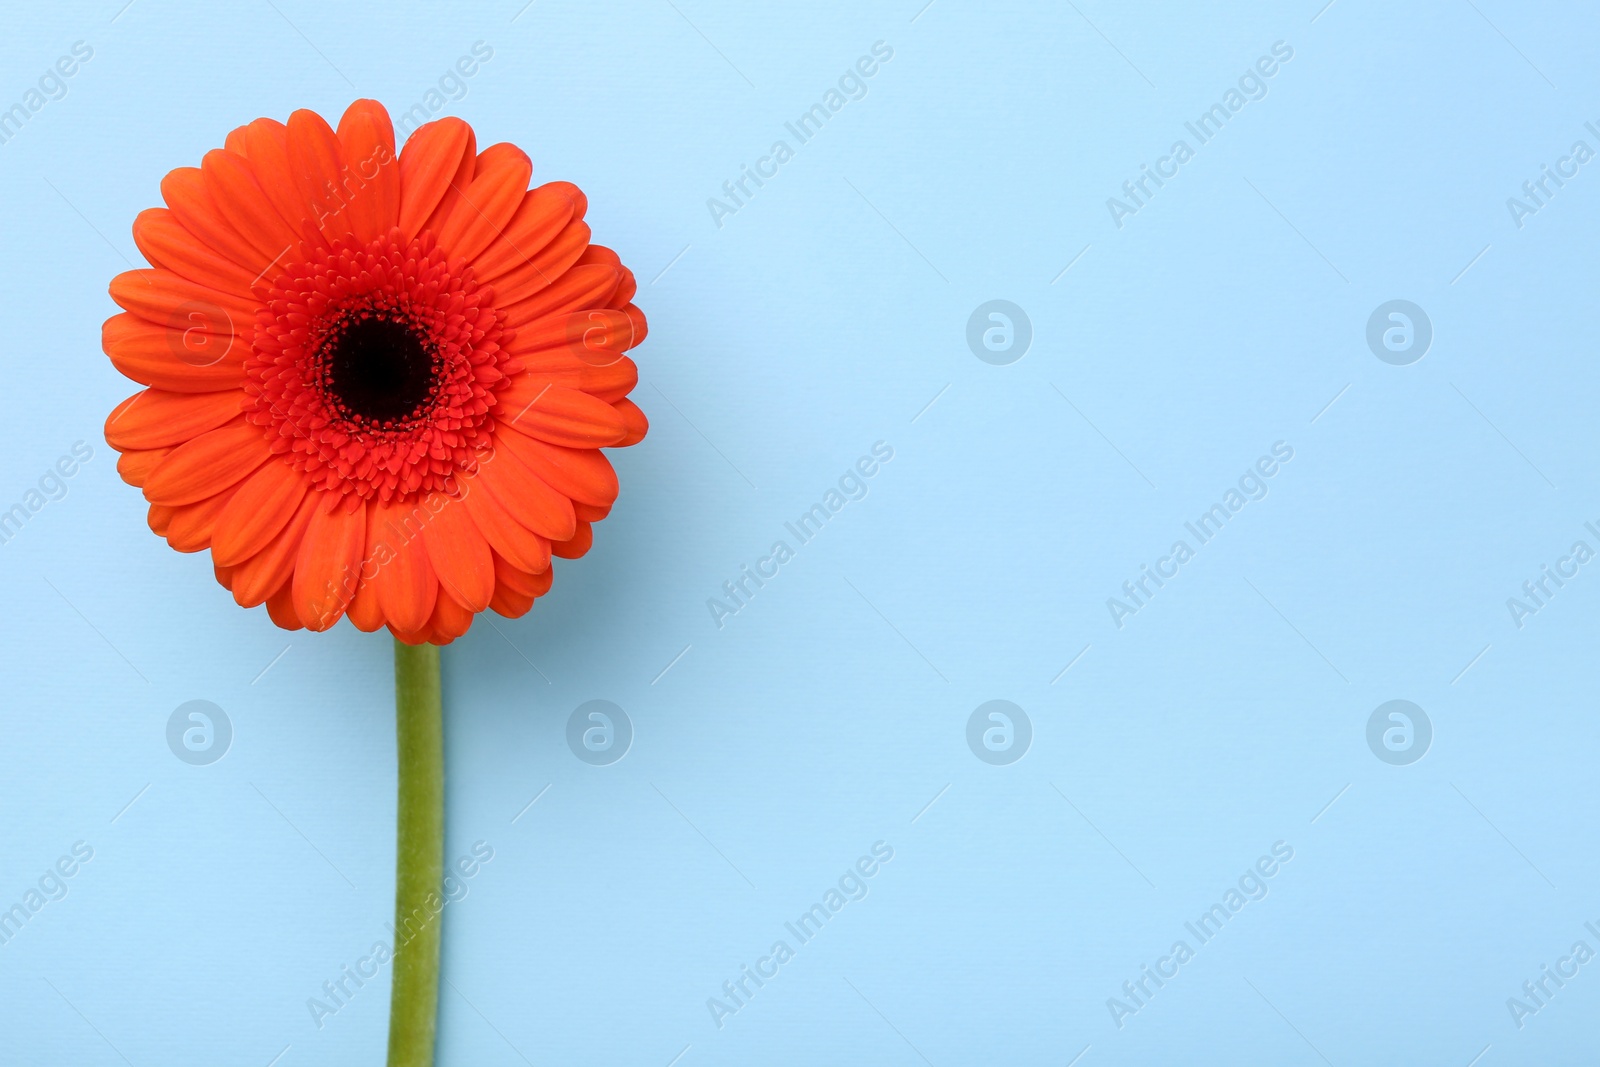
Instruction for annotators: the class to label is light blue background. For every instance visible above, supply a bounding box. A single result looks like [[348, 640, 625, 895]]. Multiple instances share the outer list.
[[1, 0, 1596, 1063]]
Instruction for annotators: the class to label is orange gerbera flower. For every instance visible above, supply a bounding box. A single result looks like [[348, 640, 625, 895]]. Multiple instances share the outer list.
[[101, 100, 647, 645]]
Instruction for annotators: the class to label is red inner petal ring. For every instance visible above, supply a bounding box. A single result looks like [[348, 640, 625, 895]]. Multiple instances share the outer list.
[[244, 227, 514, 504]]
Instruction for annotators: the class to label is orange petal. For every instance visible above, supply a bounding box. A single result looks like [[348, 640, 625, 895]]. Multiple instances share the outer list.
[[210, 459, 310, 567], [103, 312, 244, 393], [165, 485, 239, 552], [498, 385, 626, 448], [509, 349, 637, 404], [476, 446, 576, 541], [224, 124, 251, 157], [496, 436, 617, 506], [428, 588, 475, 643], [132, 208, 260, 297], [495, 368, 572, 407], [390, 623, 437, 646], [109, 268, 258, 336], [231, 489, 320, 607], [574, 501, 611, 522], [265, 579, 305, 631], [347, 504, 388, 632], [348, 582, 385, 630], [580, 357, 638, 404], [397, 118, 474, 240], [576, 244, 624, 307], [147, 504, 174, 537], [492, 553, 554, 598], [419, 132, 479, 237], [483, 218, 590, 307], [613, 398, 648, 446], [435, 142, 532, 263], [493, 352, 627, 399], [503, 308, 641, 360], [117, 446, 171, 489], [161, 166, 275, 277], [619, 302, 647, 344], [501, 264, 622, 330], [489, 582, 536, 618], [243, 118, 323, 251], [294, 499, 367, 631], [143, 418, 270, 506], [105, 389, 244, 451], [420, 497, 494, 612], [370, 499, 439, 633], [471, 182, 580, 279], [525, 564, 555, 598], [578, 243, 621, 272], [608, 269, 639, 310], [201, 149, 302, 265], [288, 108, 355, 242], [335, 100, 400, 244], [551, 181, 586, 221], [460, 475, 551, 574], [551, 520, 593, 559]]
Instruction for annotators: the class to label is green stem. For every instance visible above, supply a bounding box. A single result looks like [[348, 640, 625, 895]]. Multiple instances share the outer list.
[[387, 640, 444, 1067]]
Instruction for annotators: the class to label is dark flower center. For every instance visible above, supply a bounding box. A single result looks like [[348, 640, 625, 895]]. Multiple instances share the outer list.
[[322, 313, 439, 424], [249, 229, 510, 502]]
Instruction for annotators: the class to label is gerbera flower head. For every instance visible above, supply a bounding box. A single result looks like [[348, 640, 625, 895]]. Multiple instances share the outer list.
[[102, 101, 648, 644]]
